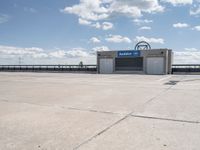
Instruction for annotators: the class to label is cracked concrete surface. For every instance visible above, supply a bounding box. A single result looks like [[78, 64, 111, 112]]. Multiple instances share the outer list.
[[0, 73, 200, 150]]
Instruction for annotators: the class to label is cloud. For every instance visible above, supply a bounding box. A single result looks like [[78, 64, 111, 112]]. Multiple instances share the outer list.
[[78, 18, 92, 25], [62, 0, 163, 31], [173, 23, 190, 28], [62, 0, 110, 21], [92, 46, 110, 51], [91, 21, 114, 30], [0, 45, 97, 64], [91, 22, 101, 29], [102, 22, 113, 30], [49, 50, 66, 58], [134, 36, 164, 44], [32, 53, 49, 58], [0, 45, 44, 56], [90, 37, 101, 43], [110, 0, 164, 16], [62, 0, 164, 26], [78, 19, 113, 30], [139, 26, 152, 30], [190, 6, 200, 16], [106, 35, 132, 43], [0, 14, 10, 24], [111, 4, 142, 18], [192, 25, 200, 31], [65, 48, 91, 57], [184, 48, 199, 51], [49, 48, 93, 58], [174, 51, 200, 64], [49, 49, 91, 58], [161, 0, 193, 6], [0, 45, 92, 59], [133, 19, 153, 25]]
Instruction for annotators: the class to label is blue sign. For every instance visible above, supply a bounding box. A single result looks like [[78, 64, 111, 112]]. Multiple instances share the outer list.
[[118, 50, 140, 57]]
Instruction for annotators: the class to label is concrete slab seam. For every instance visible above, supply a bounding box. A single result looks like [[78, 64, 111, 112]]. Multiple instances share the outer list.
[[0, 99, 124, 116], [66, 107, 125, 116], [144, 75, 185, 105], [131, 115, 200, 124], [73, 114, 130, 150]]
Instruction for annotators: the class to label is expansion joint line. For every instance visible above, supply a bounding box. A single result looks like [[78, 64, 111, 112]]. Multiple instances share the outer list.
[[73, 112, 134, 150], [145, 75, 185, 105], [131, 115, 199, 124]]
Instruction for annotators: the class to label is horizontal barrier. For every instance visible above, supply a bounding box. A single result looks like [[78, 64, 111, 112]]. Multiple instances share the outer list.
[[0, 65, 97, 72], [172, 64, 200, 73], [0, 64, 200, 74]]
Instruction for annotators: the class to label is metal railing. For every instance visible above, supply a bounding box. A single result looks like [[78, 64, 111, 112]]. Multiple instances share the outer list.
[[1, 64, 200, 73], [172, 64, 200, 73], [0, 65, 97, 72]]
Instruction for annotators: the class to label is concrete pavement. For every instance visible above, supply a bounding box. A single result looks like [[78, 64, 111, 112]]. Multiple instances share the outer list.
[[0, 73, 200, 150]]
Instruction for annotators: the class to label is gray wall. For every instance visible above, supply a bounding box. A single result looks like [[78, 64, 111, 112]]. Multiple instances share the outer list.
[[97, 49, 173, 74]]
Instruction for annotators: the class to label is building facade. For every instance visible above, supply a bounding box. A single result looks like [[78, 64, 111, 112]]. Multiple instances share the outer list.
[[97, 49, 173, 75]]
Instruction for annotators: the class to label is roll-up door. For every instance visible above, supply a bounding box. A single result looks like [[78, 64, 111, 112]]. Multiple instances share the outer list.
[[99, 59, 113, 74], [146, 57, 165, 75]]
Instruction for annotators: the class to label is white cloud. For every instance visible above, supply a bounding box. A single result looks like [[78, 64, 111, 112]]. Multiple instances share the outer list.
[[78, 19, 113, 30], [161, 0, 193, 6], [174, 51, 200, 64], [102, 22, 113, 30], [92, 46, 110, 51], [91, 22, 101, 29], [110, 0, 164, 16], [49, 48, 92, 58], [184, 48, 199, 51], [134, 36, 164, 44], [173, 23, 190, 28], [0, 45, 44, 56], [78, 18, 91, 25], [192, 25, 200, 31], [90, 37, 101, 43], [106, 35, 132, 43], [49, 50, 66, 58], [190, 6, 200, 16], [111, 4, 142, 18], [62, 0, 164, 24], [0, 45, 48, 59], [62, 0, 163, 31], [62, 0, 110, 21], [0, 14, 10, 24], [32, 53, 48, 58], [92, 21, 113, 30], [0, 45, 93, 59], [133, 19, 153, 25], [65, 48, 91, 57], [0, 45, 96, 64], [139, 26, 152, 30]]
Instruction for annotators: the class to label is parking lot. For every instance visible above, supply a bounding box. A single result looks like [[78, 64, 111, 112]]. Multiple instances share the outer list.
[[0, 73, 200, 150]]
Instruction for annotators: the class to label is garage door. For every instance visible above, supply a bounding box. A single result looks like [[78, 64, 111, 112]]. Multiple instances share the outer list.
[[147, 57, 164, 75], [99, 59, 113, 74]]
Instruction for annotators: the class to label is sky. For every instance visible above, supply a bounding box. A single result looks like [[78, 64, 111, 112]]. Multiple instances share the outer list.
[[0, 0, 200, 64]]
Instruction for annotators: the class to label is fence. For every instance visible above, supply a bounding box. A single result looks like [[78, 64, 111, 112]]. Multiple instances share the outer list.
[[0, 65, 97, 72], [1, 64, 200, 74], [172, 64, 200, 73]]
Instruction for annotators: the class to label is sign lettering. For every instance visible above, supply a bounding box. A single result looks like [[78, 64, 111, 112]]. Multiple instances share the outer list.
[[118, 50, 140, 57]]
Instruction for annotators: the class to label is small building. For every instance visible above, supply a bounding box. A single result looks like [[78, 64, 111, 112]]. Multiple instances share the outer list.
[[97, 48, 173, 75]]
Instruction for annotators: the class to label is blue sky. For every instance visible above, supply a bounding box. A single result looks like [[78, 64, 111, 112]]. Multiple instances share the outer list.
[[0, 0, 200, 64]]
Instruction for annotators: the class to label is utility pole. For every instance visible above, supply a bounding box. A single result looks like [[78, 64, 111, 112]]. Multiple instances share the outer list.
[[18, 57, 23, 65]]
